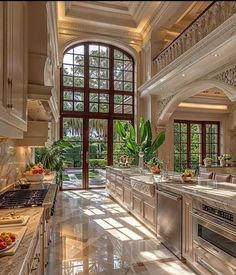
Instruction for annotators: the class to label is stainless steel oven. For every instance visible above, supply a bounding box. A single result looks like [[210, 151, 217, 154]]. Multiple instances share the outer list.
[[191, 201, 236, 275]]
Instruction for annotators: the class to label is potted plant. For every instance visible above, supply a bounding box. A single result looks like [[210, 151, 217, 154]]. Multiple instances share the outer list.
[[218, 154, 231, 167], [42, 140, 73, 185], [181, 169, 195, 182], [203, 157, 212, 167], [115, 118, 165, 165], [146, 157, 163, 174]]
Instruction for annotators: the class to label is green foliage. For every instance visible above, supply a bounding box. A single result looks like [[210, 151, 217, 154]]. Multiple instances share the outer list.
[[146, 157, 163, 168], [115, 118, 165, 165], [42, 140, 73, 185], [89, 159, 107, 168]]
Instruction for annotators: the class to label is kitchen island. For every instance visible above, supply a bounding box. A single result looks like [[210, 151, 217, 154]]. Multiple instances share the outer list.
[[106, 166, 236, 275]]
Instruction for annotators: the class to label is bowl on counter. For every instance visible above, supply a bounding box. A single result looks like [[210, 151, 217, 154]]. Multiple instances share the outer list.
[[25, 174, 44, 182]]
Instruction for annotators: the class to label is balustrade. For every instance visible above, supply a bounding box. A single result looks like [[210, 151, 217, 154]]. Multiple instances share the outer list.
[[154, 1, 236, 72]]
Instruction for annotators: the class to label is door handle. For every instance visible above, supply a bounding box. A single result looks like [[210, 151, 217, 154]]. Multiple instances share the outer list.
[[157, 190, 182, 201]]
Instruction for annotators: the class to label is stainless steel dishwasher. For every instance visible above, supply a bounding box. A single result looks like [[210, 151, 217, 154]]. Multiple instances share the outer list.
[[157, 187, 182, 260]]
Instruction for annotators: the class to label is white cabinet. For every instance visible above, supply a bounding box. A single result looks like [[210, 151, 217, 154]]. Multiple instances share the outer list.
[[0, 1, 27, 138]]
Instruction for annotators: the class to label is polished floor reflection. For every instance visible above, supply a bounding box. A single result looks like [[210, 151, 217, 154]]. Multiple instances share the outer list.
[[47, 190, 195, 275]]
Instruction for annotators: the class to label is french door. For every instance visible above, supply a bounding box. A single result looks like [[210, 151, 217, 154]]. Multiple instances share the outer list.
[[61, 117, 109, 190]]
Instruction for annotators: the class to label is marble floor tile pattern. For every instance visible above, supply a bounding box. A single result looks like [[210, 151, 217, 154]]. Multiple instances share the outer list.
[[47, 189, 196, 275]]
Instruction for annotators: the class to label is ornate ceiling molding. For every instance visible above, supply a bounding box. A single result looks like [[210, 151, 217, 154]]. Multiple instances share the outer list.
[[214, 64, 236, 87], [158, 94, 175, 118]]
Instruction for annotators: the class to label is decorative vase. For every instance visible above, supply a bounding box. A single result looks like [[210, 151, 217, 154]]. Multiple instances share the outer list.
[[204, 159, 212, 168], [220, 159, 226, 167]]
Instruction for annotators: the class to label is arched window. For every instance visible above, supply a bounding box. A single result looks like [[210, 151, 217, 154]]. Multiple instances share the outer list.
[[60, 42, 135, 189], [61, 42, 134, 116]]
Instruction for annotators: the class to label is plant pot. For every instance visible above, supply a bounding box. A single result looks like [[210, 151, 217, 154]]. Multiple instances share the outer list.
[[204, 159, 212, 167], [220, 159, 226, 167]]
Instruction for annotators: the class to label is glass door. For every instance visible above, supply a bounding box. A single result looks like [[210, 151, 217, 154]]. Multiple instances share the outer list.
[[88, 119, 108, 188], [62, 117, 84, 190]]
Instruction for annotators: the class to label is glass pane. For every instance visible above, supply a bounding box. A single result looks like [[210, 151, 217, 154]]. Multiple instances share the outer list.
[[114, 60, 123, 70], [74, 102, 84, 112], [63, 53, 73, 64], [181, 124, 187, 132], [90, 103, 98, 112], [124, 105, 132, 114], [100, 46, 109, 57], [74, 66, 84, 77], [63, 76, 73, 86], [114, 94, 123, 104], [74, 77, 84, 87], [89, 68, 99, 78], [88, 119, 107, 187], [100, 69, 109, 79], [124, 60, 133, 71], [99, 80, 108, 89], [124, 71, 132, 81], [74, 92, 84, 101], [63, 65, 73, 75], [114, 104, 122, 113], [100, 94, 109, 103], [114, 49, 123, 59], [89, 79, 98, 88], [100, 58, 109, 68], [74, 55, 84, 65], [114, 70, 123, 80], [124, 82, 132, 91], [124, 95, 132, 104], [63, 101, 73, 111], [99, 104, 109, 113], [89, 44, 99, 56], [64, 91, 73, 100], [114, 81, 123, 91], [124, 54, 130, 61], [62, 118, 83, 189], [90, 93, 98, 102], [89, 56, 99, 67], [74, 45, 84, 55]]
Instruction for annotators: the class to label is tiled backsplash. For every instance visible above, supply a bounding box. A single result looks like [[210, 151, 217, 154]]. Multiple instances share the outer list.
[[0, 138, 33, 190]]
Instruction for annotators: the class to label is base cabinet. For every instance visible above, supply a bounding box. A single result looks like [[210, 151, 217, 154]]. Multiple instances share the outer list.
[[182, 196, 193, 261], [143, 201, 156, 226], [123, 185, 131, 208]]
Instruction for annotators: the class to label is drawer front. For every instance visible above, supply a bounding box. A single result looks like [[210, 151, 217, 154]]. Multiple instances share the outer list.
[[132, 194, 142, 215], [143, 201, 156, 226]]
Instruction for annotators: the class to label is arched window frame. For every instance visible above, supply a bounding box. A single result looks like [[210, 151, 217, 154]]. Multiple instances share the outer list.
[[60, 42, 135, 120]]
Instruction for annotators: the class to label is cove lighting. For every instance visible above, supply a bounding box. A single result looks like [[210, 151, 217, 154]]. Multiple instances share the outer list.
[[178, 102, 228, 110]]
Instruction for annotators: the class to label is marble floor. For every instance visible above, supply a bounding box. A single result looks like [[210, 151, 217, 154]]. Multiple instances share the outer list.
[[47, 189, 196, 275]]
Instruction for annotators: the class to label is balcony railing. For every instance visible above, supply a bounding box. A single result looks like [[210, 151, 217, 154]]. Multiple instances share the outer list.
[[153, 1, 236, 72]]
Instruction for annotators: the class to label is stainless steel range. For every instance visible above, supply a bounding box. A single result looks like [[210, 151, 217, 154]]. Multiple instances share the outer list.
[[191, 200, 236, 275]]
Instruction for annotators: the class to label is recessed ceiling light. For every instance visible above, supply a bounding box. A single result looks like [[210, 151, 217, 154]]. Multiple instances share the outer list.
[[182, 73, 186, 77], [214, 53, 219, 57]]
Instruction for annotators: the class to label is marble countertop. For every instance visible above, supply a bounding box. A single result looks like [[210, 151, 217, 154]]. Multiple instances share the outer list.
[[156, 180, 236, 213], [0, 207, 44, 275]]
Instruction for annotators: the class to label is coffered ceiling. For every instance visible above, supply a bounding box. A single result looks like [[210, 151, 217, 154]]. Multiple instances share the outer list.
[[57, 1, 212, 49]]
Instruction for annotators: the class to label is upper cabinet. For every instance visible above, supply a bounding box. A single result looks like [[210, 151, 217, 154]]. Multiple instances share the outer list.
[[0, 1, 27, 138]]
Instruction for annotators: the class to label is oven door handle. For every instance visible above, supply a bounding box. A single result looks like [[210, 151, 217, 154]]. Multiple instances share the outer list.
[[191, 210, 236, 236]]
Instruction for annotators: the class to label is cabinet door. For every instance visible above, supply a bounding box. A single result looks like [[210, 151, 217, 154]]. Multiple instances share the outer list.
[[182, 196, 193, 261], [10, 2, 27, 121], [143, 201, 156, 227]]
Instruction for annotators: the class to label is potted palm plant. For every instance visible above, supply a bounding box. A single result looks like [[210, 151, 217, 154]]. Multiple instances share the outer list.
[[42, 140, 73, 185], [146, 157, 163, 174], [115, 118, 165, 166]]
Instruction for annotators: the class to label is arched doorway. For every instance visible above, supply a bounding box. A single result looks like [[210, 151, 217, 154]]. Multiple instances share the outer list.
[[60, 42, 135, 189]]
